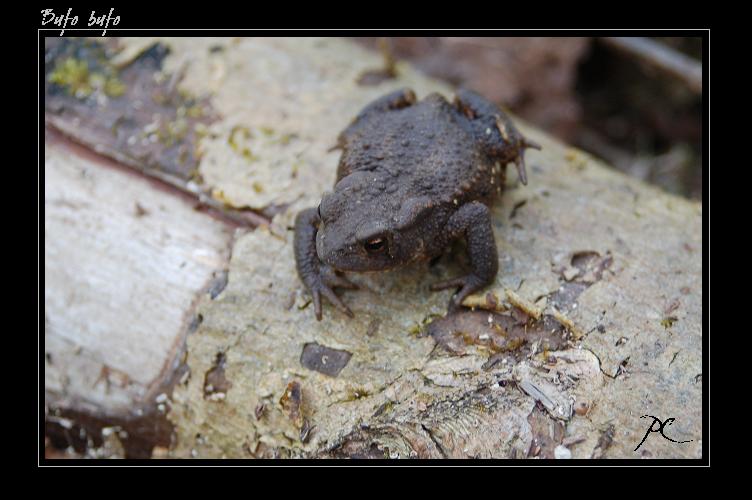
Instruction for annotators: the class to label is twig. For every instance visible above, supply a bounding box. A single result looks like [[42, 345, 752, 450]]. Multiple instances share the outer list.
[[600, 37, 702, 94]]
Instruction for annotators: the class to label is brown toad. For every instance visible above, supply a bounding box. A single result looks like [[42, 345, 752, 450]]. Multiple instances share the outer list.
[[294, 88, 540, 320]]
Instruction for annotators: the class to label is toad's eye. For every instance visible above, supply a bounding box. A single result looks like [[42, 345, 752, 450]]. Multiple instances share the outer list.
[[364, 237, 386, 254]]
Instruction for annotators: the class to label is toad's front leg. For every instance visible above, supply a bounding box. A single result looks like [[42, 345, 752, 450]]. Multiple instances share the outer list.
[[430, 201, 499, 310], [294, 208, 358, 320]]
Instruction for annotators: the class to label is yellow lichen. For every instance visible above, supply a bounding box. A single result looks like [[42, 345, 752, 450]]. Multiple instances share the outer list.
[[228, 125, 258, 162], [661, 316, 678, 329], [211, 188, 232, 206]]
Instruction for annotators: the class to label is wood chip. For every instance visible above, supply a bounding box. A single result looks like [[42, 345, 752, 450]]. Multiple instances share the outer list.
[[505, 289, 542, 320], [550, 307, 584, 340]]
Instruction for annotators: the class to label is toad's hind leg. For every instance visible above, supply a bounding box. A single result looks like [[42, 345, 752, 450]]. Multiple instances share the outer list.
[[430, 201, 499, 310], [454, 88, 541, 186], [353, 88, 417, 120], [335, 88, 417, 148], [454, 88, 504, 121]]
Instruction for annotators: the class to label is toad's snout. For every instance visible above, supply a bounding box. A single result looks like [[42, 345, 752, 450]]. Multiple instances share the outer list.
[[316, 228, 348, 269]]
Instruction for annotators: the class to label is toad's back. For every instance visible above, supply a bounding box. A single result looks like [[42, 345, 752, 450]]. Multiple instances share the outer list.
[[336, 92, 498, 207]]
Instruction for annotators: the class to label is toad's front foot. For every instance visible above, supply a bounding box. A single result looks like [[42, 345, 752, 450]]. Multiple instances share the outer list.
[[307, 266, 358, 321], [294, 207, 358, 321], [429, 201, 499, 313]]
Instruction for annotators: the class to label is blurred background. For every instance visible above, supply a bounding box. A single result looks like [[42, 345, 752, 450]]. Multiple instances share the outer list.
[[353, 37, 703, 200]]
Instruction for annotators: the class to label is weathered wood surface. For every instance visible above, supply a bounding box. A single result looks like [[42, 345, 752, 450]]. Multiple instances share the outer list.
[[44, 37, 703, 459], [44, 131, 235, 457]]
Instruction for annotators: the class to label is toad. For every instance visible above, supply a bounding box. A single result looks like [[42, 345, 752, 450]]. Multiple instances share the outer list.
[[294, 88, 540, 320]]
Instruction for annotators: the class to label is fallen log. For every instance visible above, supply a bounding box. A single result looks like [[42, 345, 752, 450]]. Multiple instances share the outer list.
[[44, 37, 703, 460]]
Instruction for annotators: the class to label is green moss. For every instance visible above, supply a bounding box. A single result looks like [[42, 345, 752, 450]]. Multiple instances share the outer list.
[[179, 104, 205, 119], [186, 105, 205, 119], [103, 76, 126, 97], [49, 58, 92, 96], [48, 57, 126, 99], [167, 119, 189, 144], [661, 316, 678, 329], [408, 313, 442, 337]]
